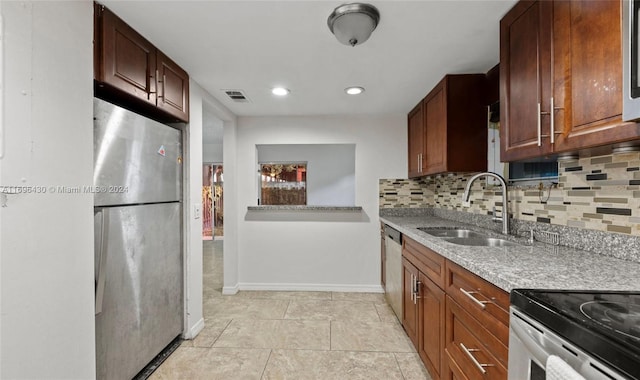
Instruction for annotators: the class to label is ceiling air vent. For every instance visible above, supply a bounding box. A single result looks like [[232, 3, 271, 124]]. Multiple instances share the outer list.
[[223, 89, 250, 103]]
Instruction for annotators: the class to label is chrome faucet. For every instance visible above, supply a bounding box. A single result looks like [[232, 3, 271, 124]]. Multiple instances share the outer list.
[[461, 172, 509, 235]]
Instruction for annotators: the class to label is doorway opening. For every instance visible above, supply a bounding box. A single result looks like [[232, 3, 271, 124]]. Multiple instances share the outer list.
[[202, 164, 223, 240]]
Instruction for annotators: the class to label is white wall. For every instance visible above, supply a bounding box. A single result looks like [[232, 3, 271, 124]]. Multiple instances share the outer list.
[[184, 81, 205, 339], [0, 2, 95, 378], [236, 115, 407, 291], [257, 144, 356, 206]]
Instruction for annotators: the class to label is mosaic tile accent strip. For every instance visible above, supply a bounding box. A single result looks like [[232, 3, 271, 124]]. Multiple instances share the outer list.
[[379, 179, 433, 208], [380, 151, 640, 237]]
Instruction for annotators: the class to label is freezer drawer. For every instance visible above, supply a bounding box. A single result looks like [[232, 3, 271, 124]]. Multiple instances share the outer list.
[[95, 202, 183, 380]]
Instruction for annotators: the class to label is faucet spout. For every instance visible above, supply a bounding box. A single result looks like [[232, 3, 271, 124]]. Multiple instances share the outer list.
[[461, 172, 509, 235]]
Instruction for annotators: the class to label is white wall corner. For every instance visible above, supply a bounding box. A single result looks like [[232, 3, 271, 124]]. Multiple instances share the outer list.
[[183, 317, 205, 340], [222, 284, 240, 295]]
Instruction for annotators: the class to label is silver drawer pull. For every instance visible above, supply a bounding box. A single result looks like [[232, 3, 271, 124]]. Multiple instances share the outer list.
[[410, 274, 415, 303], [460, 343, 494, 375], [460, 287, 488, 309]]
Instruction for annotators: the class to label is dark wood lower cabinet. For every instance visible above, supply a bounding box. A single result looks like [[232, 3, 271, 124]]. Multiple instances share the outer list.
[[418, 274, 445, 380], [444, 350, 469, 380], [445, 296, 507, 380], [401, 237, 509, 380], [402, 258, 419, 348]]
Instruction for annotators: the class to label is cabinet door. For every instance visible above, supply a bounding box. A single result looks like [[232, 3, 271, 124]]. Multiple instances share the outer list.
[[418, 274, 445, 380], [425, 86, 447, 175], [553, 0, 637, 151], [157, 50, 190, 123], [408, 102, 425, 178], [402, 257, 419, 348], [445, 296, 507, 380], [96, 4, 157, 105], [500, 1, 553, 161]]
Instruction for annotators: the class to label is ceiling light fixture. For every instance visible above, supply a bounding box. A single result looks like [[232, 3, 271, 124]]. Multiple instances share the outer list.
[[271, 87, 290, 96], [327, 3, 380, 47], [345, 86, 365, 95]]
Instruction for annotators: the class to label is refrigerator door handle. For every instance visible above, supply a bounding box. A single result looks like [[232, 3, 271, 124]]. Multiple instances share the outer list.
[[95, 208, 109, 315]]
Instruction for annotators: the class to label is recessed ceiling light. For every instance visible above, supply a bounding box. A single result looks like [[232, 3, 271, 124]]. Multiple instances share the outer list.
[[345, 86, 365, 95], [271, 87, 290, 96]]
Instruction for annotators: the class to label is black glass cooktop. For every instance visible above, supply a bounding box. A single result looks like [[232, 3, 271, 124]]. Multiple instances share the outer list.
[[511, 289, 640, 380]]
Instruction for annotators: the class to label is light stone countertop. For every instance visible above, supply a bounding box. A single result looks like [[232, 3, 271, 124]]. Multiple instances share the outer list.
[[380, 215, 640, 293]]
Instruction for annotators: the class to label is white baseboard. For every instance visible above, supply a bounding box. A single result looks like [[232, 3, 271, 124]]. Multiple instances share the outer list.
[[222, 283, 240, 295], [237, 282, 385, 293], [183, 317, 204, 340]]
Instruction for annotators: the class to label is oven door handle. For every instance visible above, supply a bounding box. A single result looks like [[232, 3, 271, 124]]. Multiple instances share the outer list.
[[511, 317, 550, 366]]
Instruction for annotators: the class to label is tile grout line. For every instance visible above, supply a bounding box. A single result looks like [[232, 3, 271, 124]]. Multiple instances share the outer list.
[[209, 318, 233, 348], [392, 353, 408, 380], [282, 300, 292, 319], [373, 301, 383, 322], [259, 349, 273, 380], [329, 320, 333, 351]]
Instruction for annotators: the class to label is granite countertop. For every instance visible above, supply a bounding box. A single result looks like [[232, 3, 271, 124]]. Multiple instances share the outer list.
[[380, 215, 640, 292]]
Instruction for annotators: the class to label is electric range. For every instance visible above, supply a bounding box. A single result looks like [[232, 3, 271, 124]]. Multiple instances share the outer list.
[[509, 289, 640, 380]]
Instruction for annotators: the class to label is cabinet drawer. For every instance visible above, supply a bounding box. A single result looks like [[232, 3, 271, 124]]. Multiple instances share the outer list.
[[444, 349, 469, 380], [403, 236, 446, 289], [445, 260, 509, 343], [445, 296, 507, 380]]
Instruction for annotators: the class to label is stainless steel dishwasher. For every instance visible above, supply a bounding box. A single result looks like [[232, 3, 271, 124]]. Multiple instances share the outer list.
[[384, 225, 403, 320]]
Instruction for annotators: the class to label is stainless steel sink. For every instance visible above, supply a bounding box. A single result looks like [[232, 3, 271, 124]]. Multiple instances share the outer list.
[[418, 227, 519, 247], [417, 228, 484, 238], [443, 237, 518, 247]]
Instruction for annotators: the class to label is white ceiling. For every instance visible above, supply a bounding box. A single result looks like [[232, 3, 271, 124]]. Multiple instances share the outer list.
[[100, 0, 517, 117]]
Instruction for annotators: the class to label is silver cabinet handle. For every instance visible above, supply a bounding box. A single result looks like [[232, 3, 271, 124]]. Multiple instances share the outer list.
[[538, 102, 551, 145], [550, 97, 555, 144], [95, 208, 109, 315], [412, 274, 416, 303], [551, 97, 564, 142], [537, 102, 542, 146], [460, 343, 494, 374], [414, 280, 421, 302], [459, 287, 488, 309], [410, 273, 415, 303]]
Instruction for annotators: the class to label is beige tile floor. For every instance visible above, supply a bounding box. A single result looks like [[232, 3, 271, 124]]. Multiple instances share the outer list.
[[150, 240, 431, 380]]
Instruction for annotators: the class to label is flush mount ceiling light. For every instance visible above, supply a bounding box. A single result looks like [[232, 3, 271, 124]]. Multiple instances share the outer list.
[[327, 3, 380, 47], [345, 86, 365, 95], [271, 87, 290, 96]]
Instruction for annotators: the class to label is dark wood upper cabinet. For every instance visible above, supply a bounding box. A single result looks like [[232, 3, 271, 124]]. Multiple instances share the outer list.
[[408, 74, 487, 177], [157, 50, 190, 122], [501, 0, 638, 161], [500, 1, 552, 161], [408, 102, 425, 178], [94, 2, 189, 123], [552, 0, 638, 152]]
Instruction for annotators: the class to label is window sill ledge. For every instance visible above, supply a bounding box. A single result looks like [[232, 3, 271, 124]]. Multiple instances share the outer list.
[[247, 205, 363, 212], [245, 205, 367, 222]]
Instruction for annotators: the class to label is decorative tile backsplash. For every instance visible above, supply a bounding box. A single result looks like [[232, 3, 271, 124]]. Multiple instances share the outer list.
[[380, 152, 640, 236], [378, 178, 434, 208]]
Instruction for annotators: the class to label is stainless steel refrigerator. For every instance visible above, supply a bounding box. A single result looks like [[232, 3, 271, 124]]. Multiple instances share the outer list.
[[93, 98, 183, 380]]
